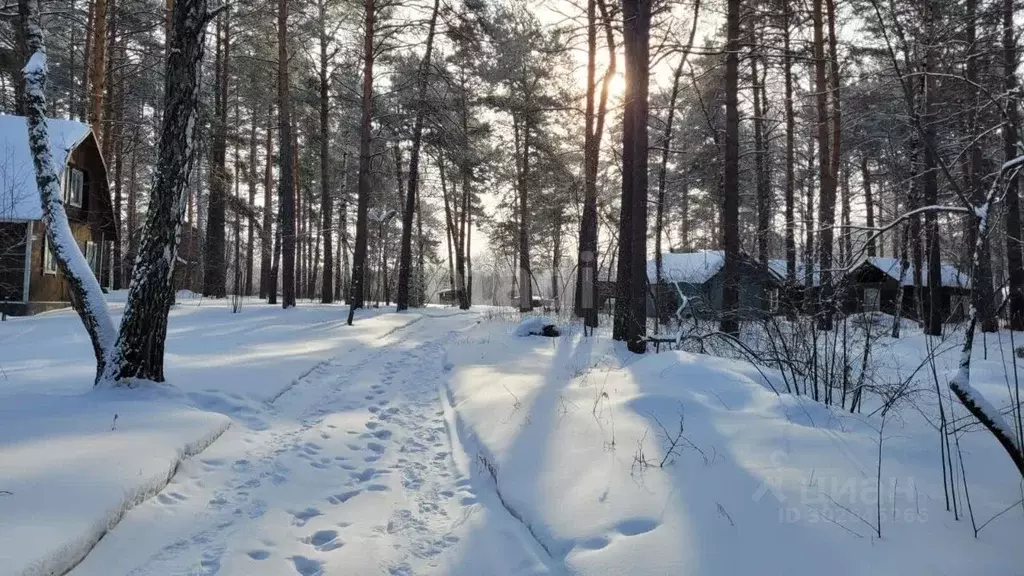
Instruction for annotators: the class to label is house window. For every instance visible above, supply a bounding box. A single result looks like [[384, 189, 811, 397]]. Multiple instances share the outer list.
[[63, 167, 83, 208], [85, 240, 98, 275], [767, 288, 780, 314], [43, 237, 57, 274], [864, 287, 881, 312]]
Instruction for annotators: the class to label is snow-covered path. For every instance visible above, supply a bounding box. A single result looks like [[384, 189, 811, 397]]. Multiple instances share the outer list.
[[70, 312, 551, 576]]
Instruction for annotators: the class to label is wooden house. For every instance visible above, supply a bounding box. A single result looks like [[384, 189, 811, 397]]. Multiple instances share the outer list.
[[0, 115, 117, 316], [843, 257, 970, 321], [647, 250, 780, 319]]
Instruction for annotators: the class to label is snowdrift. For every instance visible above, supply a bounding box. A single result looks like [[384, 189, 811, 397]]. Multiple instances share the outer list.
[[444, 320, 1024, 575], [0, 389, 230, 576]]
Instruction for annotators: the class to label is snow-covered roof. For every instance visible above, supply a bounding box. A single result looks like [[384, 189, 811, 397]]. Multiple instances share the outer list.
[[647, 250, 725, 284], [0, 115, 91, 221], [863, 256, 970, 289], [767, 259, 821, 287]]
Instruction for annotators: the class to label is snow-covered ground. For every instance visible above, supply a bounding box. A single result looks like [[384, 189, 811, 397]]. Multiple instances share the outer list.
[[2, 299, 1024, 575]]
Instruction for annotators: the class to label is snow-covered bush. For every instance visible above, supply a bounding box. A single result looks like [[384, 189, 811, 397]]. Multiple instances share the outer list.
[[514, 315, 559, 337]]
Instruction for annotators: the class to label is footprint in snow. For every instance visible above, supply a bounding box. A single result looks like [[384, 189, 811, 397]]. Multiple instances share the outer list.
[[290, 507, 323, 526], [291, 555, 324, 576], [327, 490, 361, 505], [247, 549, 271, 560], [616, 518, 659, 536], [305, 529, 344, 552]]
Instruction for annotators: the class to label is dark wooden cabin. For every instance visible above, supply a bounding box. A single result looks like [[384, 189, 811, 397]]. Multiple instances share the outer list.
[[596, 250, 779, 320], [0, 115, 117, 316], [844, 257, 970, 321]]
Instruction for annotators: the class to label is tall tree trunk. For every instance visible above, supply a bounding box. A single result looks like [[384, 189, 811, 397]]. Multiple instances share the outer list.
[[615, 0, 651, 352], [861, 156, 876, 257], [203, 13, 228, 298], [719, 0, 741, 336], [246, 108, 257, 295], [923, 0, 942, 336], [105, 0, 210, 382], [396, 0, 439, 310], [415, 174, 424, 305], [110, 35, 124, 289], [804, 127, 815, 297], [455, 67, 471, 310], [80, 0, 92, 120], [516, 113, 533, 313], [89, 0, 108, 141], [655, 52, 692, 324], [319, 0, 334, 304], [575, 0, 616, 327], [347, 0, 374, 324], [100, 0, 117, 159], [261, 102, 274, 300], [966, 0, 997, 332], [337, 152, 349, 302], [840, 160, 852, 265], [814, 0, 835, 330], [751, 21, 769, 266], [278, 0, 296, 308], [783, 0, 796, 291], [1004, 0, 1024, 329]]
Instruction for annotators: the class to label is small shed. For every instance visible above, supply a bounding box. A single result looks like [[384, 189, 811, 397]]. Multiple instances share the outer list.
[[647, 250, 779, 319], [844, 257, 970, 321], [0, 115, 116, 315]]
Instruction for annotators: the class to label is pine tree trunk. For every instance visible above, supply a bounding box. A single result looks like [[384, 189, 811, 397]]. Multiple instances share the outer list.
[[261, 102, 274, 300], [319, 0, 334, 304], [347, 0, 374, 325], [575, 0, 615, 328], [1004, 0, 1024, 329], [89, 0, 108, 141], [923, 0, 942, 336], [278, 0, 296, 309], [516, 114, 533, 313], [966, 0, 997, 332], [783, 0, 796, 293], [720, 0, 741, 336], [616, 0, 651, 352], [203, 14, 228, 298], [751, 22, 769, 266], [396, 0, 438, 310], [245, 110, 257, 295], [813, 0, 835, 331], [654, 60, 684, 325], [862, 156, 876, 257]]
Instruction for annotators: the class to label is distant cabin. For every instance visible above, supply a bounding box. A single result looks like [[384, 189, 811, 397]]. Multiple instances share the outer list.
[[0, 115, 116, 316], [438, 288, 462, 306], [595, 250, 778, 319], [844, 257, 971, 321]]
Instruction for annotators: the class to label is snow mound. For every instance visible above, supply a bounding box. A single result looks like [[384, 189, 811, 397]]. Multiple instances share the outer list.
[[514, 316, 559, 337], [444, 320, 1024, 575], [0, 390, 230, 576]]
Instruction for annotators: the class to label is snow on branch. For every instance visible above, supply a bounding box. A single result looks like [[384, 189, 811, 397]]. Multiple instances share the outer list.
[[20, 0, 116, 381]]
